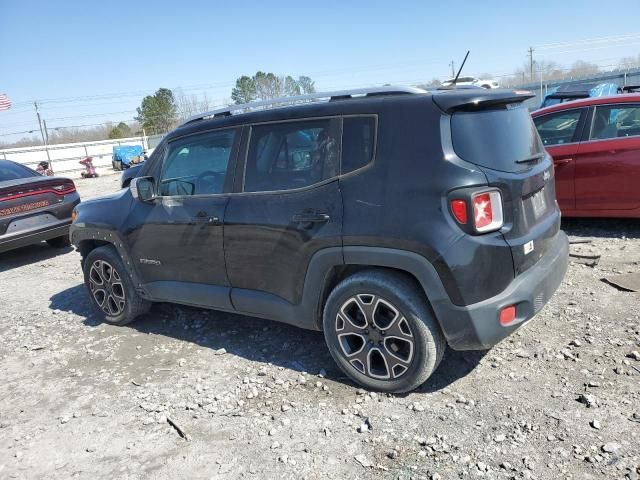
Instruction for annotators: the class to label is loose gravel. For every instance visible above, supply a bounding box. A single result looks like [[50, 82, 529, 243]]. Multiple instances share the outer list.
[[0, 172, 638, 479]]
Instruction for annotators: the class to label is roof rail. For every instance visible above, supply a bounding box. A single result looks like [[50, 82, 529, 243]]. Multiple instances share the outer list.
[[179, 85, 426, 127]]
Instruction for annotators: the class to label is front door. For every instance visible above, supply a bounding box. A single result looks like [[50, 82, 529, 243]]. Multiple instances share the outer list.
[[224, 118, 343, 307], [125, 127, 240, 304], [574, 103, 640, 211], [534, 107, 587, 211]]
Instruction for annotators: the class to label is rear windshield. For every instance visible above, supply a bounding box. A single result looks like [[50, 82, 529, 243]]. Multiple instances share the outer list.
[[451, 104, 544, 173], [0, 161, 37, 182]]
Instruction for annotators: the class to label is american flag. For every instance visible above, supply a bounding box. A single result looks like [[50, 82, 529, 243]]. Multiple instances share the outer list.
[[0, 94, 11, 111]]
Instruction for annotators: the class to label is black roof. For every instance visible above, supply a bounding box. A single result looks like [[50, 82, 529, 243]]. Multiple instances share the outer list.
[[167, 89, 535, 141]]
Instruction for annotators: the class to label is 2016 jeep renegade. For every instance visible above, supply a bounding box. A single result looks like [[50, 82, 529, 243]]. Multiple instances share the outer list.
[[70, 86, 568, 392]]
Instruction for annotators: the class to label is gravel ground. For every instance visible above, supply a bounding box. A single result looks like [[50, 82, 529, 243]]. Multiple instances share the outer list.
[[0, 172, 638, 480]]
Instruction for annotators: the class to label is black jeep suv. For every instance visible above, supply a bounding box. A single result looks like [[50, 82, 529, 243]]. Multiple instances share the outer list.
[[71, 86, 568, 392]]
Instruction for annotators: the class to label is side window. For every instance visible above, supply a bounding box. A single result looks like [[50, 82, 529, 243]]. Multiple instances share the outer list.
[[591, 104, 640, 140], [144, 142, 167, 178], [244, 118, 340, 192], [159, 129, 237, 196], [342, 116, 376, 174], [533, 110, 583, 146]]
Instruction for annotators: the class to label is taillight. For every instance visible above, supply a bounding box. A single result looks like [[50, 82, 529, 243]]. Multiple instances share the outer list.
[[449, 189, 503, 234], [450, 200, 468, 224], [52, 180, 76, 195], [472, 191, 503, 233], [0, 180, 76, 202]]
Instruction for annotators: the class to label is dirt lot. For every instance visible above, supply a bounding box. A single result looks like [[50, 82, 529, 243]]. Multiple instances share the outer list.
[[0, 172, 638, 480]]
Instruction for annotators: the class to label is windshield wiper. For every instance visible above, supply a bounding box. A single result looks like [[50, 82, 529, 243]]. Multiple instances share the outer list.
[[515, 153, 545, 164]]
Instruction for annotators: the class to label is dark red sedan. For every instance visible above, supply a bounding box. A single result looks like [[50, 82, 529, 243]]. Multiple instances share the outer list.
[[532, 94, 640, 217]]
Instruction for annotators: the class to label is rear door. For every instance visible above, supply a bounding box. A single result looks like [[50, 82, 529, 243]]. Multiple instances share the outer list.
[[224, 118, 343, 309], [533, 108, 588, 211], [125, 127, 240, 305], [574, 103, 640, 211]]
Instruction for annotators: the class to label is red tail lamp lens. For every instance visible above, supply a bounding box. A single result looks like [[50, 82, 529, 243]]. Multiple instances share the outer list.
[[450, 199, 468, 224]]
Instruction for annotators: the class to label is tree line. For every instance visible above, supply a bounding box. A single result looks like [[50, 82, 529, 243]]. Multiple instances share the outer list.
[[2, 54, 639, 149]]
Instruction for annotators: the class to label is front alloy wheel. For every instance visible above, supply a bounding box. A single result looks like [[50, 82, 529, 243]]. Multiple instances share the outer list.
[[88, 259, 126, 316]]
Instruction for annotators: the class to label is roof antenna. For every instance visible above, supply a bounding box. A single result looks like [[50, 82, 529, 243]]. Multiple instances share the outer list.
[[451, 50, 470, 87]]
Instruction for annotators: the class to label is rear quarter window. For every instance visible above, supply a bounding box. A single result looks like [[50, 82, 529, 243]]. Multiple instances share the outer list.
[[0, 162, 37, 182], [341, 116, 376, 174]]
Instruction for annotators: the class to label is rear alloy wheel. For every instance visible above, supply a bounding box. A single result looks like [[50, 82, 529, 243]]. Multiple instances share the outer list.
[[337, 294, 415, 379], [83, 245, 150, 325], [323, 270, 445, 392]]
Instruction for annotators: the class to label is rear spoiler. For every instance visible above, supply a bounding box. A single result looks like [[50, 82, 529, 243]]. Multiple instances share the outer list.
[[546, 93, 590, 99], [432, 89, 535, 113], [622, 85, 640, 93]]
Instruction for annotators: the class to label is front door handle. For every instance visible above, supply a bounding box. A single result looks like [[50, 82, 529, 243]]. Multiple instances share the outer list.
[[554, 158, 573, 165], [191, 213, 221, 225]]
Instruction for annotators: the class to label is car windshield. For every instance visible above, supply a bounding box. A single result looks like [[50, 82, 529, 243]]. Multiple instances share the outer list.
[[0, 161, 37, 182]]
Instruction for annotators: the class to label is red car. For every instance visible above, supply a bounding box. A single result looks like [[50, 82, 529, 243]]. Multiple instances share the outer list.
[[532, 94, 640, 217]]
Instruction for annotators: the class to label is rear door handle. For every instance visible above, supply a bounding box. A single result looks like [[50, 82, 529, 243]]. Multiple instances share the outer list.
[[291, 212, 330, 224]]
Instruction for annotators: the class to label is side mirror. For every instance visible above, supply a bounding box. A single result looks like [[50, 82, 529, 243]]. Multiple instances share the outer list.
[[130, 176, 156, 202]]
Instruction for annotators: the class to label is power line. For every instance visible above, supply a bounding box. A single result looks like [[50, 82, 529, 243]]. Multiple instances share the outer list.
[[537, 32, 640, 50]]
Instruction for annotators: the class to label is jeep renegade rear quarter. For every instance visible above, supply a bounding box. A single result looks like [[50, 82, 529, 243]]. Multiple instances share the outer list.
[[71, 87, 568, 392]]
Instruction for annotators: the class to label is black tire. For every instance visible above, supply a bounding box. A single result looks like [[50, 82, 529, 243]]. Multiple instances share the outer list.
[[83, 245, 150, 325], [323, 270, 445, 393], [46, 235, 71, 248]]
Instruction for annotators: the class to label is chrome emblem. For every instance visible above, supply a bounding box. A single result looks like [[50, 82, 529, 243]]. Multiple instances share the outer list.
[[139, 258, 161, 266]]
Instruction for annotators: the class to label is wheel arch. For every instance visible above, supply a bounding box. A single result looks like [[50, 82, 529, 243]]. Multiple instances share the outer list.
[[307, 246, 452, 331], [71, 227, 142, 288]]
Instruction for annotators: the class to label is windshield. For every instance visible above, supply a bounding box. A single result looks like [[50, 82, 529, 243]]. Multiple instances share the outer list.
[[451, 104, 544, 173]]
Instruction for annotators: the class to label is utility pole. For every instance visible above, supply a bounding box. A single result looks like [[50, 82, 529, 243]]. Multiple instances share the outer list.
[[528, 47, 534, 82], [34, 101, 52, 165], [449, 61, 456, 78], [42, 119, 50, 144], [34, 101, 46, 146]]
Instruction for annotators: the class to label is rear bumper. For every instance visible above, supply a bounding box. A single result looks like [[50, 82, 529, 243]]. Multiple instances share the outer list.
[[0, 221, 71, 254], [434, 230, 569, 350]]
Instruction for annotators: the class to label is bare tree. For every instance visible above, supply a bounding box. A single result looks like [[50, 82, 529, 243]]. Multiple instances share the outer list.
[[618, 55, 640, 70], [175, 89, 214, 120], [567, 60, 599, 78]]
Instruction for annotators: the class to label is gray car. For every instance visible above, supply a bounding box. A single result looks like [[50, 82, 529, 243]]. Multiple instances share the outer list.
[[0, 160, 80, 253]]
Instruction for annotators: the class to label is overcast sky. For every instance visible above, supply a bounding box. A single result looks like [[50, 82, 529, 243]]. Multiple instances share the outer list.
[[2, 0, 640, 143]]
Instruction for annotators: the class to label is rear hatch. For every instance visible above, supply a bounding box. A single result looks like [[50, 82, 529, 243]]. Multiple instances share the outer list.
[[435, 90, 561, 276], [0, 177, 76, 236]]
